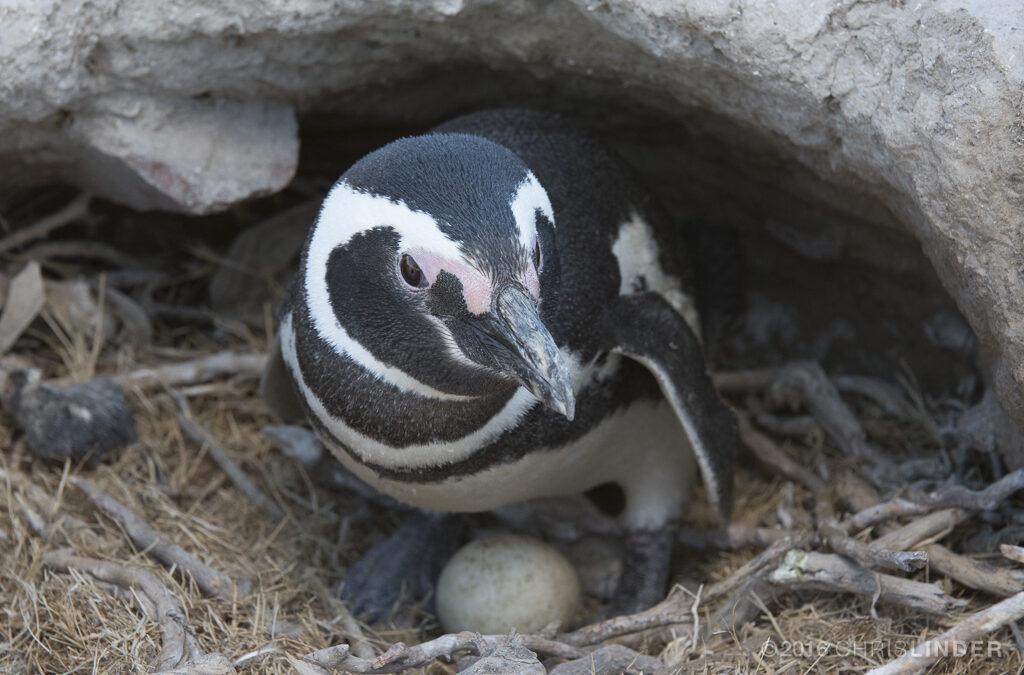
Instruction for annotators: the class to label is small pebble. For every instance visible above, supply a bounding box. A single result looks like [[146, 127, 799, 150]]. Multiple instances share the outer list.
[[436, 533, 581, 634]]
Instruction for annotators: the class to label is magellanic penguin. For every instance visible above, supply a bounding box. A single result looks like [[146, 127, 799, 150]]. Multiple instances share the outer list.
[[265, 109, 737, 614]]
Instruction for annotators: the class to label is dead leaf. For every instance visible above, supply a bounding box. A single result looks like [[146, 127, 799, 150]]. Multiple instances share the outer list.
[[0, 261, 45, 355]]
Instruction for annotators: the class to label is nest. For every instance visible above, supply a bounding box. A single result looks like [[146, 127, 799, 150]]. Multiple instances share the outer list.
[[2, 190, 1023, 674]]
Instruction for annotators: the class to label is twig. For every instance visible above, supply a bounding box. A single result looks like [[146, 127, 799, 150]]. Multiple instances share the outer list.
[[21, 239, 140, 268], [831, 374, 916, 419], [172, 391, 286, 524], [703, 530, 814, 602], [921, 468, 1024, 511], [1001, 544, 1024, 565], [866, 588, 1024, 674], [0, 193, 91, 255], [559, 588, 695, 647], [73, 476, 249, 599], [735, 409, 825, 492], [547, 644, 662, 674], [712, 368, 779, 393], [114, 351, 268, 390], [872, 509, 968, 551], [844, 498, 933, 533], [819, 519, 928, 573], [923, 543, 1024, 597], [0, 467, 93, 540], [104, 286, 154, 347], [768, 361, 889, 465], [769, 550, 966, 616], [43, 549, 202, 671], [754, 412, 821, 439], [301, 632, 584, 673]]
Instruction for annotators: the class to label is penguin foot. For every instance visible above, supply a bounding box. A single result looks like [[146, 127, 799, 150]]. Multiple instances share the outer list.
[[337, 511, 465, 622], [610, 528, 674, 615]]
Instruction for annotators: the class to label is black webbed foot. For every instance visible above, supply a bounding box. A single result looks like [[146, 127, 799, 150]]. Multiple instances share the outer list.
[[610, 528, 674, 614], [337, 510, 465, 622]]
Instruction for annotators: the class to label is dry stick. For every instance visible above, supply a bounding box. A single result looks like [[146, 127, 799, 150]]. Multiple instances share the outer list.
[[73, 476, 249, 599], [814, 496, 929, 574], [21, 239, 141, 268], [922, 543, 1024, 597], [740, 409, 924, 572], [768, 361, 889, 466], [172, 391, 286, 524], [844, 498, 933, 533], [768, 550, 966, 616], [735, 410, 825, 492], [866, 589, 1024, 675], [818, 518, 928, 574], [548, 644, 663, 675], [703, 530, 814, 603], [872, 508, 968, 551], [43, 549, 202, 671], [114, 350, 268, 390], [711, 367, 779, 394], [1001, 544, 1024, 565], [560, 589, 696, 647], [831, 374, 916, 419], [921, 468, 1024, 511], [104, 286, 154, 347], [754, 411, 821, 439], [0, 467, 93, 539], [0, 193, 91, 256], [302, 632, 585, 673]]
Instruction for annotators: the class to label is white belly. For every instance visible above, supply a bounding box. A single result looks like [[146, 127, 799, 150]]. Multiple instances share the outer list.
[[328, 399, 697, 530]]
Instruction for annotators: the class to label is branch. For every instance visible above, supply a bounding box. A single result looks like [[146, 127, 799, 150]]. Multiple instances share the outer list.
[[43, 549, 200, 671], [769, 550, 966, 616], [923, 543, 1024, 597], [871, 509, 967, 551], [867, 589, 1024, 675], [172, 391, 285, 523], [300, 632, 583, 673], [819, 518, 928, 574], [844, 498, 933, 533], [921, 469, 1024, 512], [114, 351, 268, 390], [0, 193, 91, 255], [768, 361, 888, 465], [73, 476, 249, 599], [735, 410, 825, 492]]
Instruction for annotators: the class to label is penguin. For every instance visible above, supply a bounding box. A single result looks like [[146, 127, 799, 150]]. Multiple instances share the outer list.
[[263, 109, 736, 616]]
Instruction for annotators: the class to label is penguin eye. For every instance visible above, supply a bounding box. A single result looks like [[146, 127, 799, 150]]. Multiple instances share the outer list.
[[532, 239, 542, 269], [399, 254, 427, 289]]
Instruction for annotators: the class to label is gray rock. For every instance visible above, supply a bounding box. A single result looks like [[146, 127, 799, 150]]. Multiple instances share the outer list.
[[0, 1, 1021, 439]]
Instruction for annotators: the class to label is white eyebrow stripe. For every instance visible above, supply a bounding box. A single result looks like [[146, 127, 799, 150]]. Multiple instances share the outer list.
[[305, 181, 475, 401], [508, 172, 555, 252], [281, 311, 539, 467]]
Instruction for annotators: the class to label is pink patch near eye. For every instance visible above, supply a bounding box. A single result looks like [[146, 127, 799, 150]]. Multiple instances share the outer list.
[[523, 263, 540, 299], [405, 248, 493, 314]]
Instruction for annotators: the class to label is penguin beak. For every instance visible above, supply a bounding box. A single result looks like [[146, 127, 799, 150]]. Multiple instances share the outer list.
[[459, 285, 576, 420]]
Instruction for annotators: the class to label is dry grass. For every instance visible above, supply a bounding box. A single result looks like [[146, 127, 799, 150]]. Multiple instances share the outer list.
[[1, 198, 1023, 674]]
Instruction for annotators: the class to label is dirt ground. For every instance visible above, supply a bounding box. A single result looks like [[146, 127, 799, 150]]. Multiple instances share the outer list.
[[2, 188, 1023, 674]]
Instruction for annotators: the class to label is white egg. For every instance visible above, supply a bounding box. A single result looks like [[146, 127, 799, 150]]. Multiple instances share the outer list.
[[436, 534, 582, 634]]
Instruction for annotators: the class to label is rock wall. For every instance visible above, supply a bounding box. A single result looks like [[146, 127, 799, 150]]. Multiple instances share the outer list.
[[1, 0, 1022, 430]]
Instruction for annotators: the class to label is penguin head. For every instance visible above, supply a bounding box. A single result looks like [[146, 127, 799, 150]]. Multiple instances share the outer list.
[[301, 133, 575, 418]]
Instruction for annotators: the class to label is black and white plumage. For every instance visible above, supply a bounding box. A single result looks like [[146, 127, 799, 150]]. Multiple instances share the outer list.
[[267, 109, 736, 612]]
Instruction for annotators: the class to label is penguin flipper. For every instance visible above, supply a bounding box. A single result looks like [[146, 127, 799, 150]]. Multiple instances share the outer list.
[[606, 292, 736, 520]]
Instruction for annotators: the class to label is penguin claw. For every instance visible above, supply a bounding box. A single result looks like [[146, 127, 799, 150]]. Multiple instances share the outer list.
[[337, 511, 465, 622], [610, 528, 675, 615]]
